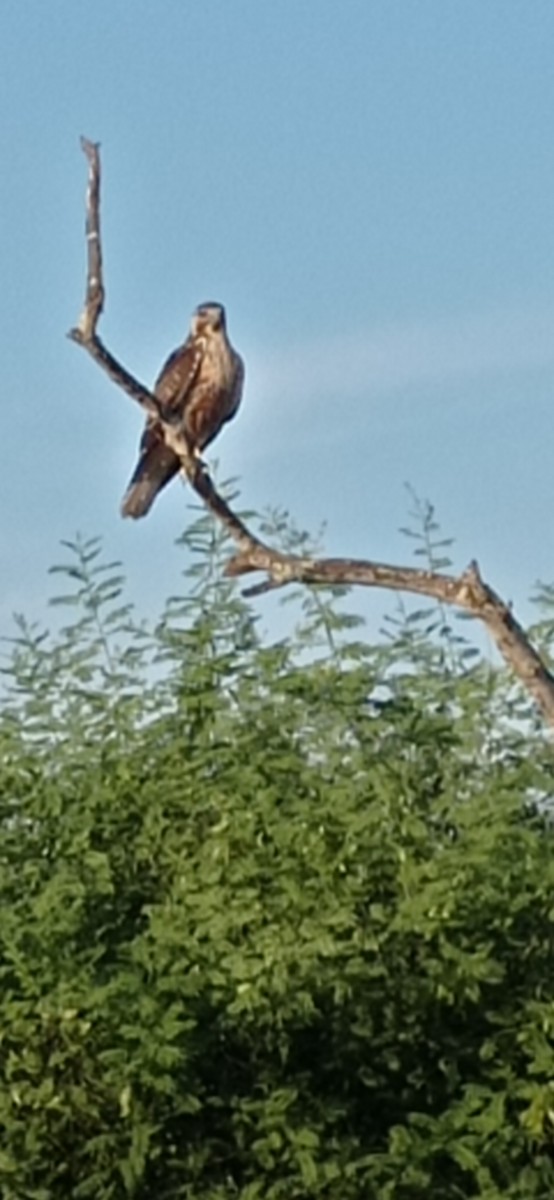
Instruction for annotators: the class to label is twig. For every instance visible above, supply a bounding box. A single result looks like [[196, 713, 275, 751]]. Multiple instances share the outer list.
[[69, 138, 554, 731]]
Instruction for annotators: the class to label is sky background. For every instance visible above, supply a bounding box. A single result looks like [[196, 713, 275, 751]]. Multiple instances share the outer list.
[[2, 0, 554, 653]]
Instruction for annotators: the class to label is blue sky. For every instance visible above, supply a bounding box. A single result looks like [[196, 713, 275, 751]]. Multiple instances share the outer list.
[[2, 1, 554, 648]]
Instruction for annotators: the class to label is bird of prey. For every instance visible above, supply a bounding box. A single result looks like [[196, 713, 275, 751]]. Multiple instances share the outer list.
[[121, 302, 244, 518]]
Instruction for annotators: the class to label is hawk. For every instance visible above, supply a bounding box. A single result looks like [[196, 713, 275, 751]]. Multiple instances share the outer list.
[[121, 302, 244, 518]]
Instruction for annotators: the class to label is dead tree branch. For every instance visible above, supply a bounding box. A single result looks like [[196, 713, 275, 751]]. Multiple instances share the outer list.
[[69, 138, 554, 731]]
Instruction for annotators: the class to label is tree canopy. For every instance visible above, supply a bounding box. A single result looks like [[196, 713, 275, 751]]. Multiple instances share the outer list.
[[2, 505, 554, 1199]]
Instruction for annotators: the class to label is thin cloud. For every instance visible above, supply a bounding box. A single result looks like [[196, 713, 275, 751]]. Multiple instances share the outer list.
[[252, 304, 554, 405]]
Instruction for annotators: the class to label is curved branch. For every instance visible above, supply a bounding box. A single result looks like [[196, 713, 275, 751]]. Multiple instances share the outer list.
[[69, 138, 554, 731]]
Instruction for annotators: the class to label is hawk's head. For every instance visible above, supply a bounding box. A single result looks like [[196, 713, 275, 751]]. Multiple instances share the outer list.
[[191, 302, 227, 337]]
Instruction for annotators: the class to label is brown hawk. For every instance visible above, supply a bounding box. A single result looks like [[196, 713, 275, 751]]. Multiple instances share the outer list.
[[121, 302, 244, 518]]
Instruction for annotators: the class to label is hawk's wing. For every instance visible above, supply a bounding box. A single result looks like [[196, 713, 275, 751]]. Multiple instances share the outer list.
[[120, 335, 204, 519], [154, 336, 204, 415]]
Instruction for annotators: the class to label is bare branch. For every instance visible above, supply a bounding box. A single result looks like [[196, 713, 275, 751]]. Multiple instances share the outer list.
[[74, 137, 104, 339], [69, 138, 554, 731], [68, 140, 164, 423]]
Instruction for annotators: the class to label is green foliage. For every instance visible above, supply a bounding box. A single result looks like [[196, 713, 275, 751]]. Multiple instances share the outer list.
[[1, 505, 554, 1198]]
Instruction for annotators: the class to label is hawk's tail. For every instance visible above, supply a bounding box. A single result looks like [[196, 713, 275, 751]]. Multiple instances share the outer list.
[[121, 444, 180, 519]]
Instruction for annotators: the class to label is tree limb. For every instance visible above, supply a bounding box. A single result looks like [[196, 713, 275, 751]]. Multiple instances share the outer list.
[[69, 138, 554, 730]]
